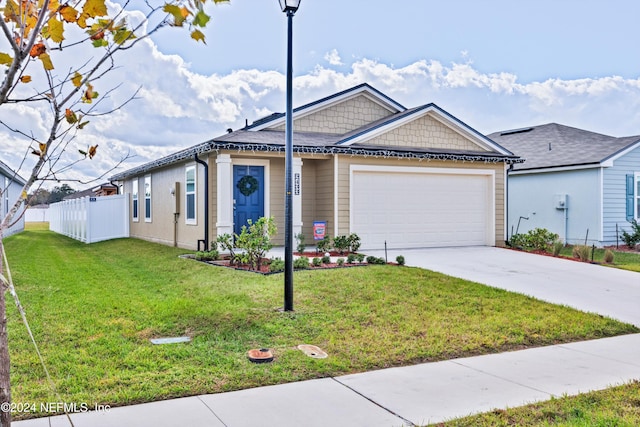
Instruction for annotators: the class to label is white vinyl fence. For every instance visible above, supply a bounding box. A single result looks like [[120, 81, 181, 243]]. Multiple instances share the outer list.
[[49, 194, 129, 243]]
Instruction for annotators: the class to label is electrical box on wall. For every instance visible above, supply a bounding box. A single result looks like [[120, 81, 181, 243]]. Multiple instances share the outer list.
[[173, 182, 180, 214], [555, 194, 568, 210]]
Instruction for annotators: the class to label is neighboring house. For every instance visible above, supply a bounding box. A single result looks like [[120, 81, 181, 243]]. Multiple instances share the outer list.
[[111, 84, 520, 250], [488, 123, 640, 246], [0, 160, 27, 237], [63, 183, 118, 200]]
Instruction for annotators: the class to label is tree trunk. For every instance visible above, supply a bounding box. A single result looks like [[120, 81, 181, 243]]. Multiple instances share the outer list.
[[0, 239, 11, 427]]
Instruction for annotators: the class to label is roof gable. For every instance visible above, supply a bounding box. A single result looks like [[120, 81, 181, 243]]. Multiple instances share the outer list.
[[0, 160, 26, 185], [489, 123, 640, 171], [247, 83, 405, 132], [339, 104, 513, 155]]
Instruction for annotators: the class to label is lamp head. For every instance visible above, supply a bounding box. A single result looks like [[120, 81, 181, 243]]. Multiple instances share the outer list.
[[279, 0, 301, 13]]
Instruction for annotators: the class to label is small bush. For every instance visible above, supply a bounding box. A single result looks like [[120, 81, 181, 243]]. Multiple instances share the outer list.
[[620, 219, 640, 249], [312, 257, 322, 267], [293, 256, 310, 269], [295, 233, 306, 254], [396, 255, 405, 266], [337, 258, 345, 266], [510, 228, 559, 252], [195, 249, 219, 261], [316, 236, 332, 253], [333, 235, 350, 254], [552, 240, 564, 257], [355, 253, 366, 263], [269, 258, 285, 272], [604, 249, 615, 264], [346, 253, 356, 264], [321, 254, 331, 264], [573, 245, 591, 262], [347, 233, 361, 253], [366, 255, 386, 265]]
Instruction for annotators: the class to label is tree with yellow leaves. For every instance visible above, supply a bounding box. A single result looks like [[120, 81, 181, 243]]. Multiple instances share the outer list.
[[0, 0, 228, 424]]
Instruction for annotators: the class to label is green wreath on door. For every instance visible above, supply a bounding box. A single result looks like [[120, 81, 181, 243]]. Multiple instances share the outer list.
[[237, 175, 259, 197]]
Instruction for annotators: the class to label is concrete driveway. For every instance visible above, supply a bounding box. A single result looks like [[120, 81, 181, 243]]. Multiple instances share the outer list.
[[366, 246, 640, 327]]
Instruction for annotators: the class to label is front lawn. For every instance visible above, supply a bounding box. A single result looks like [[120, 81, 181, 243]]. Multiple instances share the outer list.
[[4, 228, 638, 419], [559, 246, 640, 272]]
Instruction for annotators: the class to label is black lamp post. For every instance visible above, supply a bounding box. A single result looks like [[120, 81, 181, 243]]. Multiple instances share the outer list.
[[279, 0, 300, 312]]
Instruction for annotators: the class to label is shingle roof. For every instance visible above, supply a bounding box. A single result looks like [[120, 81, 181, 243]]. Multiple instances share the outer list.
[[488, 123, 640, 171]]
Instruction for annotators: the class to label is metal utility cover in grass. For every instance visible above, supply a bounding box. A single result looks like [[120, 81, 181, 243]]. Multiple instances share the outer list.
[[150, 337, 192, 345], [297, 344, 328, 359]]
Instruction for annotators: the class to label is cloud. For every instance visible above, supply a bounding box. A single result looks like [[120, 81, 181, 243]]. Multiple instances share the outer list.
[[4, 34, 640, 192], [324, 49, 343, 66]]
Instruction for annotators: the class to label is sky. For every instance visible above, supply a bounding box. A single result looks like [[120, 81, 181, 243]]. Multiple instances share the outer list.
[[4, 0, 640, 190]]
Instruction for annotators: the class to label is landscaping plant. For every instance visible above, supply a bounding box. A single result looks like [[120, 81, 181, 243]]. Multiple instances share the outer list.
[[333, 235, 350, 254], [347, 233, 361, 253], [396, 255, 406, 266], [234, 216, 277, 270], [510, 228, 559, 252], [295, 233, 306, 254], [620, 219, 640, 249]]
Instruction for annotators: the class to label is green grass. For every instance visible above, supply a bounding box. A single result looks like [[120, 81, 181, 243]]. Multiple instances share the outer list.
[[4, 228, 639, 419], [558, 246, 640, 272], [437, 380, 640, 426]]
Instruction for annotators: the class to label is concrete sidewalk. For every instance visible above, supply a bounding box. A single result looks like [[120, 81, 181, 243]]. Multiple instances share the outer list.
[[15, 334, 640, 427], [15, 247, 640, 427]]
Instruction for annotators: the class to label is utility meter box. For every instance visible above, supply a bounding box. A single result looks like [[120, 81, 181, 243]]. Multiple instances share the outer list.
[[555, 194, 568, 210]]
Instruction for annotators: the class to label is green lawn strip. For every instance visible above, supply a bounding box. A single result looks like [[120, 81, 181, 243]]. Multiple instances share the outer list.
[[436, 380, 640, 426], [557, 246, 640, 272], [5, 229, 639, 419]]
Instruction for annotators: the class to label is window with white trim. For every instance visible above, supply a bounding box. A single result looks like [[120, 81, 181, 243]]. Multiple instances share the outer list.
[[144, 175, 152, 222], [185, 165, 196, 224], [132, 178, 139, 221]]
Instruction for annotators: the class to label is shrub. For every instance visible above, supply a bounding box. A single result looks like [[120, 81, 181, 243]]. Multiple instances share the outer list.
[[620, 219, 640, 249], [295, 233, 306, 254], [355, 253, 366, 263], [234, 216, 277, 270], [551, 240, 564, 257], [509, 228, 559, 252], [337, 258, 345, 266], [333, 235, 350, 254], [321, 254, 331, 264], [195, 249, 219, 261], [216, 233, 236, 265], [293, 256, 310, 269], [346, 253, 356, 264], [366, 255, 386, 265], [312, 257, 322, 267], [347, 233, 361, 253], [269, 258, 285, 272], [316, 236, 332, 253], [573, 245, 591, 262], [396, 255, 405, 266], [604, 249, 615, 264]]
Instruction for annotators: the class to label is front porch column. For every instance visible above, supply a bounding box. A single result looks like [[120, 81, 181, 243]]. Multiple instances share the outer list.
[[293, 157, 303, 238], [216, 154, 233, 237]]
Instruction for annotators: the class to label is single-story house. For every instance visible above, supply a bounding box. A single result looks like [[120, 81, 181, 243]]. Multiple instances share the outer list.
[[1, 160, 27, 237], [488, 123, 640, 246], [111, 83, 521, 250], [63, 183, 119, 200]]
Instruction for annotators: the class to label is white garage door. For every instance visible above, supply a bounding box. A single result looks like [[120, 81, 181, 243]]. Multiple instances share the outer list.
[[351, 168, 494, 249]]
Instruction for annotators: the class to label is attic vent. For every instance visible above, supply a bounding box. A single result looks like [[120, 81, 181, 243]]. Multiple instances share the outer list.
[[500, 127, 533, 136]]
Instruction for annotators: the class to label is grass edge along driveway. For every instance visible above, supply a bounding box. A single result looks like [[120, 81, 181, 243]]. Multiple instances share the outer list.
[[5, 227, 639, 419]]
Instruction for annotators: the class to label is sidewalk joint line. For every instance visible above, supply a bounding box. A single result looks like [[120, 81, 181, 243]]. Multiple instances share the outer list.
[[331, 377, 416, 427], [197, 396, 229, 427]]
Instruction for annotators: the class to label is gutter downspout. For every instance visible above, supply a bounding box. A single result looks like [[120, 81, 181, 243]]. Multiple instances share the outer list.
[[194, 153, 209, 251], [505, 163, 513, 244]]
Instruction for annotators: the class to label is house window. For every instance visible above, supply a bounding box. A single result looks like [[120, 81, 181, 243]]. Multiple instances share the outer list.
[[132, 178, 139, 221], [144, 175, 152, 222], [185, 165, 196, 224]]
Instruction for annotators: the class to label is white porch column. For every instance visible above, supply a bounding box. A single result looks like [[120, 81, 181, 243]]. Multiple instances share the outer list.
[[216, 154, 233, 236], [293, 157, 303, 238]]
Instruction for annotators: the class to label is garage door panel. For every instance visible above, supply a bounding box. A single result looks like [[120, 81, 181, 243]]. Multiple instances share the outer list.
[[351, 170, 492, 249]]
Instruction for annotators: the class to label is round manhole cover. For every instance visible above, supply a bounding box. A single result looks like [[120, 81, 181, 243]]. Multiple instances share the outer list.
[[297, 344, 328, 359]]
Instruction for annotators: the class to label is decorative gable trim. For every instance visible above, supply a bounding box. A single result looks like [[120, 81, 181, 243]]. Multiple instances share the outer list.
[[246, 83, 406, 131]]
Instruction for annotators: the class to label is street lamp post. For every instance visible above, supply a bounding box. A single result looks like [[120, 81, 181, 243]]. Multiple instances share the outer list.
[[279, 0, 300, 312]]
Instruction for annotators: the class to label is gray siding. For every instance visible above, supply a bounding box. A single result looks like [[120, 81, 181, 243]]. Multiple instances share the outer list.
[[603, 146, 640, 244], [508, 169, 601, 245], [2, 172, 25, 237]]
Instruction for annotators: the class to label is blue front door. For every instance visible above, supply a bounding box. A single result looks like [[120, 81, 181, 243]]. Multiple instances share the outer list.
[[233, 165, 265, 235]]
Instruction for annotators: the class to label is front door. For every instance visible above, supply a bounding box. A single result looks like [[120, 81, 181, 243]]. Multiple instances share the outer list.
[[233, 165, 265, 235]]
